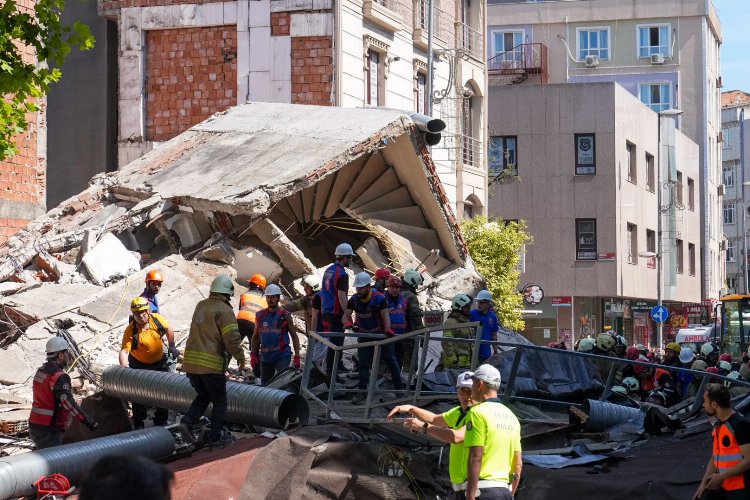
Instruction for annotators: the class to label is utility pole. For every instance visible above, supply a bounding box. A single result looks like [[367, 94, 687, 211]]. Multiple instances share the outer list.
[[742, 108, 748, 293], [426, 0, 434, 116]]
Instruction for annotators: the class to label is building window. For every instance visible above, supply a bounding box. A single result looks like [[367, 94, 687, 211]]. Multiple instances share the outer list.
[[414, 72, 426, 114], [727, 239, 735, 262], [676, 238, 684, 274], [725, 203, 736, 225], [646, 229, 656, 268], [724, 165, 735, 187], [492, 31, 523, 59], [577, 27, 610, 60], [646, 153, 655, 192], [627, 223, 637, 264], [626, 141, 636, 183], [687, 177, 695, 211], [575, 218, 597, 260], [638, 24, 671, 58], [640, 83, 671, 112], [488, 136, 517, 176], [575, 134, 596, 175], [676, 170, 683, 206], [689, 243, 696, 276], [365, 49, 380, 106]]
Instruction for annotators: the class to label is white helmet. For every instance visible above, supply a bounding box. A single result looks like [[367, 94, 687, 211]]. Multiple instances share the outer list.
[[611, 385, 628, 396], [46, 337, 70, 356], [451, 294, 473, 311], [718, 360, 732, 372], [621, 377, 640, 393], [577, 338, 595, 353], [701, 343, 718, 357], [303, 275, 321, 292], [475, 289, 495, 305], [335, 243, 355, 257], [263, 284, 282, 296], [727, 371, 741, 381], [679, 347, 696, 365], [353, 272, 372, 288]]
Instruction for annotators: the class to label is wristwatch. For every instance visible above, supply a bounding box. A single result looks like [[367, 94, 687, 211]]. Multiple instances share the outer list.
[[422, 422, 429, 434]]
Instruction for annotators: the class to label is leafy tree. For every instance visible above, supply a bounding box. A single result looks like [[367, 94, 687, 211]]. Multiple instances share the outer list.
[[0, 0, 94, 159], [461, 215, 532, 331]]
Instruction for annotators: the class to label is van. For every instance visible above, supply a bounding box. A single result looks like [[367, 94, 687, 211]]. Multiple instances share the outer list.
[[675, 324, 719, 354]]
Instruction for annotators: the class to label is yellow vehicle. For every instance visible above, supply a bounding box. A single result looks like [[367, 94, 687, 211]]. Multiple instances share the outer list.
[[718, 294, 750, 359]]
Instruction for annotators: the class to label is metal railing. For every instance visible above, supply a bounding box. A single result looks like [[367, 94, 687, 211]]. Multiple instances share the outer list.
[[461, 134, 482, 168], [413, 0, 454, 45], [487, 43, 548, 85], [455, 22, 483, 61]]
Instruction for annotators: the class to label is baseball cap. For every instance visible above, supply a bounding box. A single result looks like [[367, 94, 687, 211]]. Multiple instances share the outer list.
[[456, 371, 474, 389], [471, 364, 501, 387]]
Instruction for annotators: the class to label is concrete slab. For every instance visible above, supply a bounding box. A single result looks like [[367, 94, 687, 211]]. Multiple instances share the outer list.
[[0, 345, 36, 385], [0, 283, 101, 321], [82, 233, 141, 286]]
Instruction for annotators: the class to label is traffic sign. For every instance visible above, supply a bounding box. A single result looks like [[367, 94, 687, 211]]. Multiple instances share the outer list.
[[650, 305, 669, 323]]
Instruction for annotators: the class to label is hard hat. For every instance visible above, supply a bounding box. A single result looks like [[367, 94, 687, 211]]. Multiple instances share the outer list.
[[374, 268, 391, 280], [263, 284, 282, 297], [475, 289, 495, 304], [666, 342, 681, 354], [718, 360, 732, 372], [611, 385, 628, 396], [632, 356, 652, 375], [451, 294, 473, 311], [719, 353, 733, 363], [706, 366, 721, 375], [248, 274, 267, 289], [625, 346, 640, 360], [648, 390, 667, 405], [679, 347, 696, 365], [622, 377, 640, 393], [577, 338, 595, 353], [615, 335, 627, 348], [334, 243, 355, 257], [353, 272, 372, 288], [130, 296, 150, 313], [727, 371, 741, 381], [456, 371, 474, 389], [210, 275, 235, 295], [701, 343, 717, 357], [596, 333, 616, 351], [145, 270, 164, 283], [636, 344, 648, 353], [386, 275, 402, 288], [46, 336, 70, 355], [303, 275, 320, 292], [691, 360, 708, 371], [402, 269, 423, 288]]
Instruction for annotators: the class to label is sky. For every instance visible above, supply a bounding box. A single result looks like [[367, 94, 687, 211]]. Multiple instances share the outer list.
[[714, 0, 750, 92]]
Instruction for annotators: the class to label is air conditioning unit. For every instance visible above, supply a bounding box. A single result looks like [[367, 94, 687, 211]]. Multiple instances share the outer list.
[[651, 53, 665, 65], [718, 184, 725, 196], [585, 55, 599, 68]]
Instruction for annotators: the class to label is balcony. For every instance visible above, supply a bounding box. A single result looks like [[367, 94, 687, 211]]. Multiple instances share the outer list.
[[412, 0, 454, 50], [487, 43, 548, 85], [364, 0, 407, 33], [456, 22, 483, 61], [461, 134, 482, 169]]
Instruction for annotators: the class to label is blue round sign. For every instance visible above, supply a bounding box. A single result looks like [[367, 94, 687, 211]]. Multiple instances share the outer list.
[[650, 305, 669, 323]]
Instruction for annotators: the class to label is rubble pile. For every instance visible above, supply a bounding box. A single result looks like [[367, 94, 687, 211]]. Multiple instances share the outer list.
[[0, 102, 484, 404]]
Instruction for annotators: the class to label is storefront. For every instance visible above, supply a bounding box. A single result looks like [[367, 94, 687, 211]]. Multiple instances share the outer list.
[[629, 301, 655, 347]]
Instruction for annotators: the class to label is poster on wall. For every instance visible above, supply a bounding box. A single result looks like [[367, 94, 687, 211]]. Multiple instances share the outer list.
[[522, 283, 544, 305], [576, 219, 597, 260], [575, 133, 596, 175]]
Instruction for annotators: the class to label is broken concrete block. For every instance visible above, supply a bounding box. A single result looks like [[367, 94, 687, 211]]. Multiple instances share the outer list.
[[82, 233, 141, 286], [0, 282, 25, 296], [356, 237, 389, 273], [35, 250, 77, 283], [0, 348, 35, 385], [250, 218, 315, 277], [231, 245, 283, 284], [202, 242, 235, 265], [79, 228, 98, 259], [165, 213, 203, 248], [0, 283, 101, 322]]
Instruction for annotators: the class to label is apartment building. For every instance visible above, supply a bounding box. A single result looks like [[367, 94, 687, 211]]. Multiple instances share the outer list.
[[486, 0, 724, 301], [488, 83, 701, 347], [722, 90, 750, 294], [98, 0, 487, 218]]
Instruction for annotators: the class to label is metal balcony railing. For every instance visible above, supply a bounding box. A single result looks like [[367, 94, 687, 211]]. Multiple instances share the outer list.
[[461, 134, 482, 168], [456, 22, 483, 61], [487, 43, 548, 85], [413, 0, 454, 45]]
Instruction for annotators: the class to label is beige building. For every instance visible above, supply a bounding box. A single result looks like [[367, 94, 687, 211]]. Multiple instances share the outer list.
[[486, 0, 723, 301], [488, 83, 701, 347]]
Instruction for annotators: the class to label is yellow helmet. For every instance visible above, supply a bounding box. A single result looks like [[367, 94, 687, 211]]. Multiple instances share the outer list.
[[131, 296, 150, 313], [666, 342, 681, 354]]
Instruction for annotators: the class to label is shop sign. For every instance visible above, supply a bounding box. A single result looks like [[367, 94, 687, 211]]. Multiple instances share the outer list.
[[605, 302, 625, 315], [631, 301, 653, 312], [552, 297, 572, 307], [597, 252, 616, 261]]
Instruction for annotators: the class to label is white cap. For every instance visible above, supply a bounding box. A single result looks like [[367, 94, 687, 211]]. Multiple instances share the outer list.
[[456, 371, 474, 389], [472, 364, 501, 388]]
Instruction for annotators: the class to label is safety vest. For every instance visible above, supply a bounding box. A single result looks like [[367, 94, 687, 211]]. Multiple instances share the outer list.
[[237, 290, 266, 323], [387, 293, 408, 336], [713, 418, 747, 491], [256, 307, 291, 362], [29, 364, 69, 430]]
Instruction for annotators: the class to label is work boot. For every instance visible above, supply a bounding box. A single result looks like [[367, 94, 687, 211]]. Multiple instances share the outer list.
[[207, 432, 236, 450]]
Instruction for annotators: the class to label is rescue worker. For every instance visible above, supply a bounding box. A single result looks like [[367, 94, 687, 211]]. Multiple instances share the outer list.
[[400, 268, 425, 369], [373, 268, 392, 294], [141, 269, 164, 313], [591, 332, 616, 356], [385, 275, 409, 369], [29, 337, 98, 449], [677, 347, 697, 399], [251, 284, 301, 385], [321, 243, 354, 382], [576, 337, 595, 353], [652, 362, 680, 407], [180, 275, 246, 449], [442, 294, 474, 370], [702, 343, 721, 368], [470, 290, 500, 363], [664, 342, 682, 367], [613, 335, 627, 358], [694, 383, 750, 500], [625, 346, 640, 360], [387, 372, 475, 498], [465, 364, 522, 500], [344, 272, 402, 404], [285, 275, 321, 334], [236, 274, 267, 347], [719, 360, 733, 377], [119, 297, 178, 429]]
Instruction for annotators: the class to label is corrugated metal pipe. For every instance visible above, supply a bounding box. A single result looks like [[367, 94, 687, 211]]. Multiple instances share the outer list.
[[101, 366, 309, 429], [0, 427, 175, 499], [581, 399, 644, 432]]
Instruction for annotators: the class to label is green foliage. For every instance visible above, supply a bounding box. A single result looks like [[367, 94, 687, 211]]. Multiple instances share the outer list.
[[461, 215, 533, 331], [0, 0, 94, 159]]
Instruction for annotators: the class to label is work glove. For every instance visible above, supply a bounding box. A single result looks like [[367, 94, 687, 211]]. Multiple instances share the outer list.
[[84, 417, 99, 431], [250, 353, 260, 371], [343, 321, 354, 330], [168, 343, 180, 360], [385, 329, 396, 337], [293, 355, 301, 369]]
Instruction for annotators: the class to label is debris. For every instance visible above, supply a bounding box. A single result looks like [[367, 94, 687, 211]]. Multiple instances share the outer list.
[[81, 233, 140, 286], [0, 349, 35, 385], [201, 241, 235, 265], [250, 218, 315, 277]]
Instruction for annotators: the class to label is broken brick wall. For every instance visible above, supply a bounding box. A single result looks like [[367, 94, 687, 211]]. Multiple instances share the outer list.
[[0, 0, 46, 244], [291, 36, 333, 106], [145, 26, 238, 142]]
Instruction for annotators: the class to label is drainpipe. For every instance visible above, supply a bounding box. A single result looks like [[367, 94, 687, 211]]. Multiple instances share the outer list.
[[427, 0, 434, 116], [334, 0, 343, 106]]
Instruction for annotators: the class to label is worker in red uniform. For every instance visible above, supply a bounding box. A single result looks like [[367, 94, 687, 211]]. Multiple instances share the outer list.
[[29, 337, 98, 449], [141, 270, 164, 313], [320, 243, 354, 382], [694, 383, 750, 500], [251, 284, 301, 385]]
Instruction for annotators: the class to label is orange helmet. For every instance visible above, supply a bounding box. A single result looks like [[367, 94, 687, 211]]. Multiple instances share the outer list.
[[145, 270, 164, 283], [248, 274, 267, 289]]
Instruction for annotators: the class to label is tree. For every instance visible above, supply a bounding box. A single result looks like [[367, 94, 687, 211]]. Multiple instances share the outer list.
[[461, 215, 532, 331], [0, 0, 94, 159]]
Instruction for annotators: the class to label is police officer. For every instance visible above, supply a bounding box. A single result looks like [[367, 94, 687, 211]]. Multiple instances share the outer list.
[[464, 364, 522, 500], [321, 243, 354, 382], [181, 275, 246, 449], [29, 337, 98, 449], [251, 284, 301, 385]]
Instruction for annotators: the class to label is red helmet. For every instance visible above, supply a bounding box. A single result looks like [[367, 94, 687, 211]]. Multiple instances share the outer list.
[[248, 274, 267, 289], [646, 351, 655, 361], [386, 275, 402, 288], [625, 346, 639, 360], [706, 367, 721, 375], [145, 270, 164, 283], [374, 268, 392, 280], [719, 353, 733, 363]]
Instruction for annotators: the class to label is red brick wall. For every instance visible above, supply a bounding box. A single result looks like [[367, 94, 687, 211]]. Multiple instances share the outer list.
[[271, 13, 290, 36], [291, 36, 333, 106], [145, 26, 237, 142]]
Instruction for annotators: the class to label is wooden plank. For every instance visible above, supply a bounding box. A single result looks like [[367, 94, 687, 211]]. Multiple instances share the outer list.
[[349, 168, 402, 209], [354, 185, 413, 214]]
